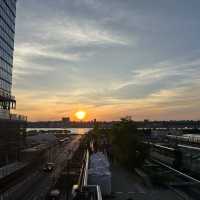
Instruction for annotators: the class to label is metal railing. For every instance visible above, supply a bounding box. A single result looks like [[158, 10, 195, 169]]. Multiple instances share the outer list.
[[152, 159, 200, 184], [9, 114, 27, 121], [78, 150, 89, 189], [83, 150, 89, 187], [0, 89, 15, 101], [0, 110, 9, 119], [0, 113, 27, 121], [168, 135, 200, 144], [73, 149, 102, 200], [84, 185, 102, 200]]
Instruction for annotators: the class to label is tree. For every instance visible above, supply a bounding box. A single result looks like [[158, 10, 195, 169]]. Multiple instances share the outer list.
[[109, 117, 148, 169]]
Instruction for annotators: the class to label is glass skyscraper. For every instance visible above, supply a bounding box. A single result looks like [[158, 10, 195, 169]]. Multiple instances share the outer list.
[[0, 0, 26, 166], [0, 0, 16, 118]]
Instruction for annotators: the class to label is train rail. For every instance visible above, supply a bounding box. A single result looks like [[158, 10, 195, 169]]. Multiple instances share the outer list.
[[151, 159, 200, 185], [167, 135, 200, 145], [149, 158, 200, 200]]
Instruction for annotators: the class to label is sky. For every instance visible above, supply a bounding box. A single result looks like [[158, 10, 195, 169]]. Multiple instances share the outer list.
[[13, 0, 200, 121]]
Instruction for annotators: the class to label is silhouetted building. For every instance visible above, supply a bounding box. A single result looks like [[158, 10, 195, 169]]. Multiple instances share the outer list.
[[0, 0, 27, 166], [62, 117, 70, 122]]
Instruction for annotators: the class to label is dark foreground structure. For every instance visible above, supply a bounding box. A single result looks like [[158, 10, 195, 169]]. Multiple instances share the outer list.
[[0, 0, 27, 166], [0, 117, 27, 166]]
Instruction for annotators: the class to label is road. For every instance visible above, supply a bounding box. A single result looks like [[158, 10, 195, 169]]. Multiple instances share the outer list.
[[51, 134, 82, 181], [2, 135, 83, 200]]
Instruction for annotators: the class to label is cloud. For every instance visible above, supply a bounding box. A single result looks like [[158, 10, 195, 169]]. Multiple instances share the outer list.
[[12, 0, 200, 121], [15, 43, 81, 62]]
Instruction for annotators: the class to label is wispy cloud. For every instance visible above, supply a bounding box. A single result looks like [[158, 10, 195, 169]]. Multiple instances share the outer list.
[[15, 43, 81, 62], [13, 0, 200, 121]]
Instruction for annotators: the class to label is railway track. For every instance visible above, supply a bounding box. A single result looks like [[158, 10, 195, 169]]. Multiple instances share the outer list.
[[148, 158, 200, 200]]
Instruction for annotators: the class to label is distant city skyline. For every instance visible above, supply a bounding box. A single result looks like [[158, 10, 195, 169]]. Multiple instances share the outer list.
[[13, 0, 200, 121]]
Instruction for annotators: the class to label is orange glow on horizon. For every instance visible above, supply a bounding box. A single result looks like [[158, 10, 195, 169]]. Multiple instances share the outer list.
[[75, 110, 86, 120]]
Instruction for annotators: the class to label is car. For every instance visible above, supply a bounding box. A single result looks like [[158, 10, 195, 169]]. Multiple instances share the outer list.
[[43, 162, 55, 172], [46, 189, 60, 200]]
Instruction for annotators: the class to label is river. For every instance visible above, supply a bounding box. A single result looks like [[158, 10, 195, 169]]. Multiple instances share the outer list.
[[27, 128, 92, 135]]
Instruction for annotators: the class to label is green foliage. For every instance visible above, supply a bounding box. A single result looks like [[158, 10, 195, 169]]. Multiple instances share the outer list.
[[109, 117, 149, 169], [89, 117, 149, 169]]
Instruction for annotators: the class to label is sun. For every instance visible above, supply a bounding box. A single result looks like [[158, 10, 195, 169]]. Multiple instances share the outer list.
[[75, 111, 86, 120]]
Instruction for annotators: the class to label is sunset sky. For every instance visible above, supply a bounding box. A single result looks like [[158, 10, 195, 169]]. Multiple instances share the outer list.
[[13, 0, 200, 121]]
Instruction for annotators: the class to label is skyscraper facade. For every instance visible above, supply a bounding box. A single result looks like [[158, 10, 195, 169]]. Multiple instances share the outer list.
[[0, 0, 26, 166], [0, 0, 16, 118]]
